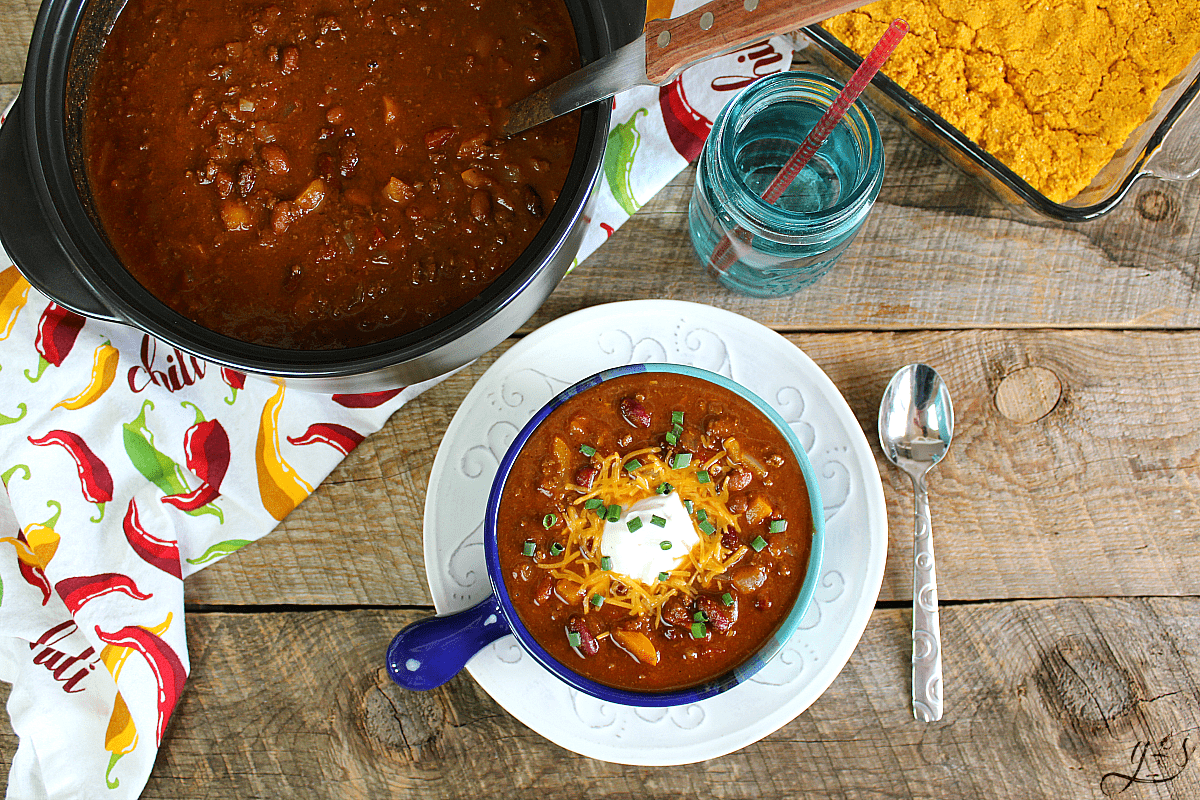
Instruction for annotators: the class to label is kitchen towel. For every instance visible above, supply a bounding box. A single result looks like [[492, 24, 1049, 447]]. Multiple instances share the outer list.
[[0, 17, 792, 798]]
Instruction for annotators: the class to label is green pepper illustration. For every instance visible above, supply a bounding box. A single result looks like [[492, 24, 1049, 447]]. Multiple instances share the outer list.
[[123, 400, 220, 521], [1, 464, 29, 487], [603, 108, 648, 216], [186, 538, 251, 566], [0, 404, 26, 426]]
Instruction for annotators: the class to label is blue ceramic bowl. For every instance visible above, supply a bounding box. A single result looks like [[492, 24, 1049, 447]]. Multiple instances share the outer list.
[[387, 363, 825, 706]]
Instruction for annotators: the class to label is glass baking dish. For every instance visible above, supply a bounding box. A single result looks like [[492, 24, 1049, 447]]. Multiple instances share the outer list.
[[797, 24, 1200, 222]]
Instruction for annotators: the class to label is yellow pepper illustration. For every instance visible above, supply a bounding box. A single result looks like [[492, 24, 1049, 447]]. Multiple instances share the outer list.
[[256, 379, 313, 521], [53, 341, 118, 410], [104, 691, 138, 789], [100, 612, 172, 681], [0, 267, 30, 341], [1, 500, 61, 568]]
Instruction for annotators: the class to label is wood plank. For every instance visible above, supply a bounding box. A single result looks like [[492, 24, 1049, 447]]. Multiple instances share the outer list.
[[527, 157, 1200, 333], [0, 2, 35, 86], [185, 329, 1200, 607], [71, 598, 1200, 798]]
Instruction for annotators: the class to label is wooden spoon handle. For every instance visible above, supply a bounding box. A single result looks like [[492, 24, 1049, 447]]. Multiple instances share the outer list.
[[644, 0, 871, 84]]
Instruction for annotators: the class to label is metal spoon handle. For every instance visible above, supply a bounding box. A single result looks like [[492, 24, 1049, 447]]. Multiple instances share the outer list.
[[910, 471, 943, 722]]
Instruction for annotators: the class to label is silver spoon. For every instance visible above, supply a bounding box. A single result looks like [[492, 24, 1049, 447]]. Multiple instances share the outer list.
[[878, 363, 954, 722]]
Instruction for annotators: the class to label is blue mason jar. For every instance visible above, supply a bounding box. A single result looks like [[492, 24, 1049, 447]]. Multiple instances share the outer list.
[[688, 71, 884, 297]]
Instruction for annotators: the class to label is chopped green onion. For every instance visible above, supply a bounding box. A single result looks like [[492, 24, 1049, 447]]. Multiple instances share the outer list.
[[567, 630, 582, 647], [550, 542, 564, 556], [671, 411, 684, 426], [699, 521, 716, 535], [683, 499, 694, 513], [579, 444, 596, 457], [693, 610, 707, 622], [672, 423, 683, 437], [606, 504, 621, 522], [690, 622, 706, 639], [659, 540, 672, 550], [665, 431, 678, 446], [657, 571, 670, 582], [696, 509, 708, 522], [751, 535, 768, 552], [721, 592, 734, 606], [650, 515, 667, 528], [697, 470, 711, 483], [657, 482, 674, 495], [624, 458, 642, 472], [601, 556, 612, 570], [670, 452, 692, 469], [590, 593, 604, 608], [769, 519, 788, 533], [542, 513, 557, 529], [522, 540, 536, 557], [627, 516, 643, 532], [584, 497, 604, 510]]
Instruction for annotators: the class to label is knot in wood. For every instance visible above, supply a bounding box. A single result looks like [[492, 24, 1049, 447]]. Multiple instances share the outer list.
[[1034, 635, 1137, 737], [1135, 189, 1175, 223], [359, 668, 443, 758], [995, 366, 1061, 424]]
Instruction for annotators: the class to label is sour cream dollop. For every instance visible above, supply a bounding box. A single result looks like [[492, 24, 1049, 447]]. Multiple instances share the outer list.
[[599, 492, 699, 585]]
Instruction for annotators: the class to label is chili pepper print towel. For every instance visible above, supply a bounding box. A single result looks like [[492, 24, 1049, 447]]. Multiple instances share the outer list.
[[0, 275, 439, 799], [0, 8, 793, 794], [572, 1, 793, 266]]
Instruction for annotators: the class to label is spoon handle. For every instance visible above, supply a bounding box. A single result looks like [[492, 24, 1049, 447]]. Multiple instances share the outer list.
[[910, 471, 943, 722]]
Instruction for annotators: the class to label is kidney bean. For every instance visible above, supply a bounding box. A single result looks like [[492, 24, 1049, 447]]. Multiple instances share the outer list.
[[425, 126, 456, 148], [236, 161, 256, 197], [661, 595, 692, 628], [325, 105, 346, 124], [721, 527, 740, 552], [215, 169, 234, 198], [280, 45, 299, 75], [461, 168, 493, 189], [260, 143, 290, 174], [619, 397, 651, 428], [469, 190, 491, 222], [567, 616, 599, 656], [271, 201, 295, 233], [338, 138, 359, 177], [574, 466, 598, 489], [696, 593, 737, 634], [727, 468, 752, 492], [534, 573, 554, 605]]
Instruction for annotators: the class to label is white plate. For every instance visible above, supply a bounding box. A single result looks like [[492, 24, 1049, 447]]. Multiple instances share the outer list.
[[423, 300, 887, 765]]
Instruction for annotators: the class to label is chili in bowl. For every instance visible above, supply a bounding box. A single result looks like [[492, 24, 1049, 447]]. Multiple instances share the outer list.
[[387, 363, 825, 706]]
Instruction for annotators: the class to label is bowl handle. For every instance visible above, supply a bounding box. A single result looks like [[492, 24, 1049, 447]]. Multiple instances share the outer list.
[[386, 593, 512, 691]]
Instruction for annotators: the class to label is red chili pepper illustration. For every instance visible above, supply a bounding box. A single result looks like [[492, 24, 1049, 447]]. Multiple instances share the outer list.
[[124, 498, 182, 579], [331, 387, 404, 408], [26, 303, 86, 382], [94, 624, 186, 746], [286, 422, 364, 456], [55, 573, 153, 615], [221, 367, 245, 405], [28, 430, 114, 522], [0, 501, 60, 605], [659, 77, 712, 163], [160, 402, 230, 514]]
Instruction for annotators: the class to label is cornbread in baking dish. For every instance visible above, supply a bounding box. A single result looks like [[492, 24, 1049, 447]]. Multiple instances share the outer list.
[[823, 0, 1200, 203]]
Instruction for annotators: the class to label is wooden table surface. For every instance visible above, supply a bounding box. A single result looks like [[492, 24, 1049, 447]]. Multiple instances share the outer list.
[[6, 2, 1200, 798]]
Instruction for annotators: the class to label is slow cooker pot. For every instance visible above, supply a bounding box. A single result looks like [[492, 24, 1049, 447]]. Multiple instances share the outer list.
[[0, 0, 639, 392]]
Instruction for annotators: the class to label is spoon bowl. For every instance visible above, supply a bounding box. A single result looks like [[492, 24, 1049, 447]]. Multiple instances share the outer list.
[[878, 363, 954, 722]]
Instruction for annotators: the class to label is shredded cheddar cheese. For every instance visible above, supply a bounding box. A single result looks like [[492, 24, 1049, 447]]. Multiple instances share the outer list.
[[540, 444, 749, 624]]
